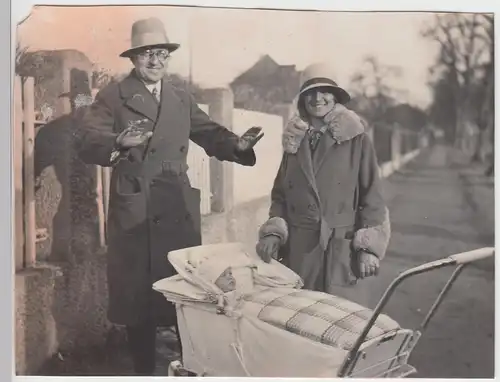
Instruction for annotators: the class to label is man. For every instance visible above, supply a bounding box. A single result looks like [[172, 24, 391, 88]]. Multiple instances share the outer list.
[[75, 17, 263, 375]]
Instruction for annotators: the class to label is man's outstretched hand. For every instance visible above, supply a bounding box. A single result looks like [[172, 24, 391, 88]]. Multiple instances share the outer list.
[[236, 126, 264, 152]]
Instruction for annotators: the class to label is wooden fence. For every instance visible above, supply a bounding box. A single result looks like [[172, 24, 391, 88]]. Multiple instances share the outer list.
[[14, 75, 37, 271]]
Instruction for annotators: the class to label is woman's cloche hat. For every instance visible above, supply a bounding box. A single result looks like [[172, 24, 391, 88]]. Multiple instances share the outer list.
[[298, 63, 351, 105], [120, 17, 180, 58]]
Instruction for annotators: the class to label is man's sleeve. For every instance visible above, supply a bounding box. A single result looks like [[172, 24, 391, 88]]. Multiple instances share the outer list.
[[74, 89, 127, 167], [189, 96, 256, 166]]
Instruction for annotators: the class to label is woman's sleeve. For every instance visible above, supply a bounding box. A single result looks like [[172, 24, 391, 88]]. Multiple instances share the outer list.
[[352, 134, 391, 259], [257, 155, 289, 245]]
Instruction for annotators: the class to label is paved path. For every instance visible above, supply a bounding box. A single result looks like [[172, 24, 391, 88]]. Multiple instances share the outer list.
[[38, 144, 495, 377], [368, 144, 494, 378]]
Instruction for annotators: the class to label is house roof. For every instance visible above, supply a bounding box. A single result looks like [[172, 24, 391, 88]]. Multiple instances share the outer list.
[[230, 55, 301, 104]]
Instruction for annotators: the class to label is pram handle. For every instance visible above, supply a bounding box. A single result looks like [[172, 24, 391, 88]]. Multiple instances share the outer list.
[[448, 247, 494, 264], [338, 247, 494, 377]]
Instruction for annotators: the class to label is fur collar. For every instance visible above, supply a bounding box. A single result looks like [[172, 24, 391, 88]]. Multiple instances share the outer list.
[[282, 103, 365, 154]]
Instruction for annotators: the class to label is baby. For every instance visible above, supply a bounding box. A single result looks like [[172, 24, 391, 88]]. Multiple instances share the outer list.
[[214, 267, 237, 293]]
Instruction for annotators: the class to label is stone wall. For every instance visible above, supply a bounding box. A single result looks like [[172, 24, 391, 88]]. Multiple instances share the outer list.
[[16, 49, 109, 375]]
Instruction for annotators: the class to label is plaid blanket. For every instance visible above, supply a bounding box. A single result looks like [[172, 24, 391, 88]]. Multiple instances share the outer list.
[[240, 288, 400, 351]]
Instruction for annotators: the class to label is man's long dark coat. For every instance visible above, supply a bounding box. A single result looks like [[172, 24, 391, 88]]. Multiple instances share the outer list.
[[76, 71, 255, 326]]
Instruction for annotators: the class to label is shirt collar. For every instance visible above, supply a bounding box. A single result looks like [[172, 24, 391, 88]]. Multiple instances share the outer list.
[[142, 80, 161, 94]]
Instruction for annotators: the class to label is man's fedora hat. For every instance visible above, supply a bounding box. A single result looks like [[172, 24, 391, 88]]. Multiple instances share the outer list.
[[120, 17, 180, 58], [298, 63, 351, 105]]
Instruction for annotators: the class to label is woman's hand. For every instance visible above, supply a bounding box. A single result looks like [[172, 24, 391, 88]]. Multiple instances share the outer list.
[[256, 235, 281, 263], [357, 252, 380, 278]]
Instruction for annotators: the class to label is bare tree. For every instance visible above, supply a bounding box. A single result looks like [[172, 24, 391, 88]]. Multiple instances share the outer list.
[[349, 55, 403, 123], [422, 13, 493, 153], [473, 14, 494, 163], [15, 42, 30, 75], [91, 67, 115, 90]]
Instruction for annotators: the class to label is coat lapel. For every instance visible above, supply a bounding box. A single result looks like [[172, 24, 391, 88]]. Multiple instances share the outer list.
[[296, 137, 321, 204], [119, 71, 159, 122], [158, 78, 185, 125]]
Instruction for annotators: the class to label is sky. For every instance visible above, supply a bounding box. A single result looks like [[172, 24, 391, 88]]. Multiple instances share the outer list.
[[16, 5, 439, 108]]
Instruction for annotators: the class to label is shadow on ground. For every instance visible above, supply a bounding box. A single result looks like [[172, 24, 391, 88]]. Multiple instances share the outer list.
[[37, 326, 180, 376]]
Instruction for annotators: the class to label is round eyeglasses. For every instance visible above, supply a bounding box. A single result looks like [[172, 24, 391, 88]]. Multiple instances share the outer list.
[[137, 49, 170, 61]]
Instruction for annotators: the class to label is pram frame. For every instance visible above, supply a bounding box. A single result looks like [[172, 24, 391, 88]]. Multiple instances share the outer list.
[[167, 247, 494, 378], [338, 246, 494, 377]]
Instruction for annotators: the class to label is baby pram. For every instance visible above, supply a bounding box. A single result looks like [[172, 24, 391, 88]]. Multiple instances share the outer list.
[[153, 243, 494, 378]]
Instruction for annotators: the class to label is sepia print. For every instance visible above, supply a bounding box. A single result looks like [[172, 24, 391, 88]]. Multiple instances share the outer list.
[[13, 5, 494, 378]]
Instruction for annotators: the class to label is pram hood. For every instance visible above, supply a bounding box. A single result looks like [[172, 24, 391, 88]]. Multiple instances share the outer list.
[[153, 242, 304, 304]]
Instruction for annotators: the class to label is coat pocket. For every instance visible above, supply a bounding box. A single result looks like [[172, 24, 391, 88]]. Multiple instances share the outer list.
[[325, 237, 358, 288], [109, 176, 147, 233], [115, 174, 142, 196]]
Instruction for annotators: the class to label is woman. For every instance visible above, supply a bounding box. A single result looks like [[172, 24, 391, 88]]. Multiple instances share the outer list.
[[255, 63, 391, 307]]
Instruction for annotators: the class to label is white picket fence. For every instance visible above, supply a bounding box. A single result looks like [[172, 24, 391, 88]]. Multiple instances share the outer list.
[[187, 104, 212, 215]]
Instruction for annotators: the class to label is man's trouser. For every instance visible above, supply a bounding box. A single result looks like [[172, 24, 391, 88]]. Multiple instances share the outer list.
[[125, 303, 182, 375]]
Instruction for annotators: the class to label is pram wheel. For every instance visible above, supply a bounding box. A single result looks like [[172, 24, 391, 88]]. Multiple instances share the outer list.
[[167, 360, 198, 377]]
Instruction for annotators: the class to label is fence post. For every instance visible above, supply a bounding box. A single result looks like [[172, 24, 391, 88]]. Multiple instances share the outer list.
[[90, 88, 110, 246], [206, 88, 234, 213], [102, 167, 111, 230], [95, 166, 106, 248], [419, 131, 429, 149], [22, 77, 37, 268], [366, 126, 374, 142], [391, 126, 402, 172], [14, 76, 25, 271]]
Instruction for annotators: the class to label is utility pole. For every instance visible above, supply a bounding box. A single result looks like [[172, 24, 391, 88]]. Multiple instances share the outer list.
[[188, 22, 193, 87]]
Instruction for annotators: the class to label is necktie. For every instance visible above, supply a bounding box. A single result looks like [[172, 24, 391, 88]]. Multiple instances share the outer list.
[[152, 87, 160, 103]]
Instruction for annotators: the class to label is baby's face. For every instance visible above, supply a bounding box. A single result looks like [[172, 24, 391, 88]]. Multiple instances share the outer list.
[[215, 268, 236, 292]]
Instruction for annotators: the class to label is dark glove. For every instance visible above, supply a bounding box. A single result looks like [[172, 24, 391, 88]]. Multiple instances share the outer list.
[[256, 235, 281, 263], [236, 126, 264, 152]]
